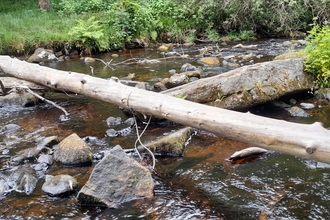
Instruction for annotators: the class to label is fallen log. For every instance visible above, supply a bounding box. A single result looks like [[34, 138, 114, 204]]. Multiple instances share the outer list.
[[162, 58, 314, 109], [1, 55, 330, 164]]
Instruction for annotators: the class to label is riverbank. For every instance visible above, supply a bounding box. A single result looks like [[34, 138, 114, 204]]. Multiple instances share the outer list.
[[1, 0, 324, 56]]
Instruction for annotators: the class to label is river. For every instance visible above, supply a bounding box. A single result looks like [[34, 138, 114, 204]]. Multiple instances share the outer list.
[[1, 39, 330, 219]]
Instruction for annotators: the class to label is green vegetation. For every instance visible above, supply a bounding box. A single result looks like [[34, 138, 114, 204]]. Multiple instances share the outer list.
[[304, 24, 330, 88], [0, 0, 76, 55], [1, 0, 330, 55]]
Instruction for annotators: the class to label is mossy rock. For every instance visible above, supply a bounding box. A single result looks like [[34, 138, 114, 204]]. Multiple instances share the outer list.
[[274, 51, 306, 60]]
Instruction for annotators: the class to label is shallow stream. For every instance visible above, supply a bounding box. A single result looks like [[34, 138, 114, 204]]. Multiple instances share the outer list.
[[1, 39, 330, 219]]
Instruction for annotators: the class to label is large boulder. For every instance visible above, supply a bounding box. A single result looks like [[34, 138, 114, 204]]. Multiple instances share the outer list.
[[162, 58, 314, 109], [54, 133, 93, 166], [77, 145, 154, 208]]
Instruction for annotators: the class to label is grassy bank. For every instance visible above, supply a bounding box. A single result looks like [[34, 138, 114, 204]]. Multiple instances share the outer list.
[[0, 0, 77, 55]]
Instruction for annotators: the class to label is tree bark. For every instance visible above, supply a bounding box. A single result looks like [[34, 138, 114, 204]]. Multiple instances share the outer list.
[[162, 58, 314, 109], [1, 55, 330, 164]]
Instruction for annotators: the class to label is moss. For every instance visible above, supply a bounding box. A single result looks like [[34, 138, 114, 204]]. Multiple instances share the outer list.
[[274, 51, 306, 60]]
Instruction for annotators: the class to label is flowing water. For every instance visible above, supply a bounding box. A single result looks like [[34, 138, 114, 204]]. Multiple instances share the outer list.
[[1, 39, 330, 219]]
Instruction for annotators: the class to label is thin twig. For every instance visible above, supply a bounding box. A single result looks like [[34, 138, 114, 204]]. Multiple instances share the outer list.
[[131, 110, 155, 169], [17, 86, 69, 117], [94, 58, 108, 67]]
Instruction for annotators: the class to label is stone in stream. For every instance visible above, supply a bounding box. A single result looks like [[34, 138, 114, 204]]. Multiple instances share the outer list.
[[42, 174, 78, 196], [0, 123, 21, 134], [77, 145, 154, 208], [138, 127, 195, 156], [54, 133, 93, 166], [27, 48, 57, 63], [106, 116, 122, 127], [9, 136, 58, 166], [180, 63, 198, 72], [5, 164, 39, 195], [300, 102, 315, 110], [286, 106, 310, 117]]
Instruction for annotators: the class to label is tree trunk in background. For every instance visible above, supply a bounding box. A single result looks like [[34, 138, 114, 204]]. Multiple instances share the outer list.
[[1, 55, 330, 164], [38, 0, 50, 10]]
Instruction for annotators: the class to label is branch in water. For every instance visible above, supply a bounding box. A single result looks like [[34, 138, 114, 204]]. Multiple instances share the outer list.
[[17, 85, 69, 119]]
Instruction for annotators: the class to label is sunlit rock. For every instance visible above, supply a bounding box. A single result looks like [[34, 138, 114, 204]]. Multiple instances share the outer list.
[[54, 133, 93, 166], [84, 57, 95, 62], [300, 103, 315, 110], [157, 45, 169, 52], [77, 145, 154, 208], [199, 57, 220, 66]]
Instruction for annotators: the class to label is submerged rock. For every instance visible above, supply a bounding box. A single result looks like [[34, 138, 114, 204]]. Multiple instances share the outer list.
[[180, 63, 199, 72], [42, 174, 78, 196], [106, 117, 122, 127], [269, 100, 291, 109], [0, 124, 21, 134], [54, 133, 93, 166], [286, 106, 310, 117], [7, 164, 38, 195], [138, 127, 195, 156], [9, 136, 58, 166], [77, 145, 154, 208]]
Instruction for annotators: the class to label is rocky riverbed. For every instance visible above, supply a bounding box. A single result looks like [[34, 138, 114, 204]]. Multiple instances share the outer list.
[[1, 39, 330, 219]]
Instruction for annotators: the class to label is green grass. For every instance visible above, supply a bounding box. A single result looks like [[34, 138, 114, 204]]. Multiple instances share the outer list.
[[0, 0, 77, 55]]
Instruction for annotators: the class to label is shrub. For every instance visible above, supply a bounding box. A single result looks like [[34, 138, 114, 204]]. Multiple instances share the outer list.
[[69, 16, 109, 52], [304, 24, 330, 88]]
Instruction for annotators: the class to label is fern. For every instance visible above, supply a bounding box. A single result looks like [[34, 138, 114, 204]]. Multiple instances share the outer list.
[[69, 16, 109, 51]]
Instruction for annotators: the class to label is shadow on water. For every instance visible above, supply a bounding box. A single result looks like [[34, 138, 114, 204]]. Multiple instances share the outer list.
[[1, 39, 330, 219]]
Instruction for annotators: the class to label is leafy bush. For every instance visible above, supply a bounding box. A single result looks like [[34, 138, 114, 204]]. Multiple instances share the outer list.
[[228, 30, 256, 41], [304, 24, 330, 88], [69, 16, 109, 52]]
